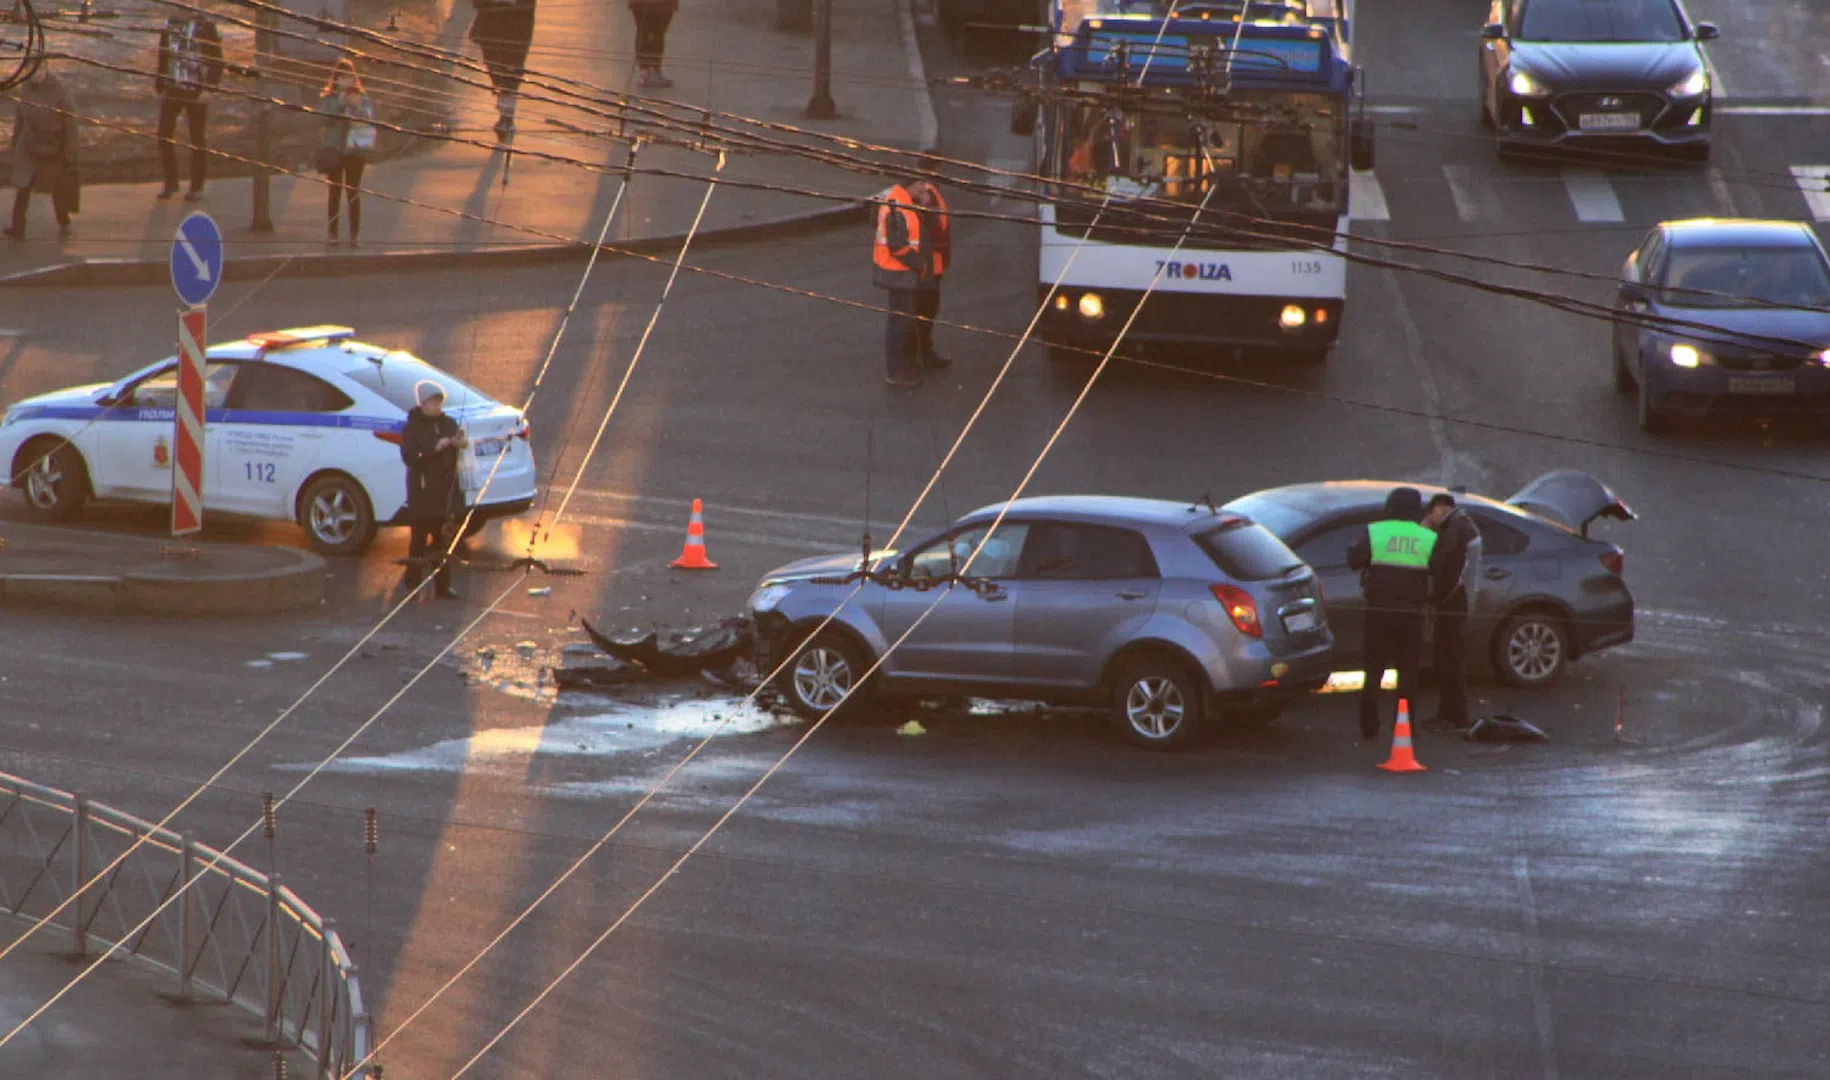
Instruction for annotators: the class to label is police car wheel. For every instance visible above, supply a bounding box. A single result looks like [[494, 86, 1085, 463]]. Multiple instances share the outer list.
[[1114, 656, 1205, 751], [17, 440, 89, 522], [1492, 610, 1569, 688], [299, 474, 376, 557]]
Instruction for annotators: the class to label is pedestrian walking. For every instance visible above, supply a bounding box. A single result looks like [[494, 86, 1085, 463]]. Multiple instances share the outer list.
[[400, 380, 468, 600], [318, 58, 377, 246], [1346, 486, 1436, 741], [154, 12, 224, 201], [6, 65, 78, 241], [470, 0, 537, 137], [628, 0, 678, 89], [873, 173, 934, 389], [907, 165, 953, 371], [1423, 492, 1483, 731]]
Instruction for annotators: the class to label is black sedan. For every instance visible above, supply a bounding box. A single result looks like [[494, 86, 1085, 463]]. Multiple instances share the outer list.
[[1478, 0, 1718, 161], [1613, 219, 1830, 432], [1224, 472, 1635, 687]]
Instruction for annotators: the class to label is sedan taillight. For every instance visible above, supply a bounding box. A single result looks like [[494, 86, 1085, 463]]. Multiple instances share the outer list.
[[1211, 584, 1262, 638], [1600, 548, 1624, 575]]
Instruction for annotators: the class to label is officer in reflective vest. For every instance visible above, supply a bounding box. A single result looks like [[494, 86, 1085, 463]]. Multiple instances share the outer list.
[[874, 179, 931, 388], [908, 172, 952, 372], [1346, 487, 1437, 741]]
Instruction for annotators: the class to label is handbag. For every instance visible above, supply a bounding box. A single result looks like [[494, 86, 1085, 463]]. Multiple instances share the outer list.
[[315, 145, 342, 174], [346, 122, 377, 153]]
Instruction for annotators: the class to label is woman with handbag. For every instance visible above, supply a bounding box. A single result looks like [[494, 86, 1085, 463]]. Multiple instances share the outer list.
[[318, 58, 377, 246], [6, 65, 78, 241]]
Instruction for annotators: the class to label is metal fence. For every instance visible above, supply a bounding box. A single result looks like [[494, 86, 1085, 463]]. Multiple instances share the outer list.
[[0, 771, 370, 1079]]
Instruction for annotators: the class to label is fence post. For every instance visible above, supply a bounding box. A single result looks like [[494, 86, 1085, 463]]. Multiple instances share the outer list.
[[316, 918, 336, 1077], [266, 872, 284, 1045], [176, 832, 197, 998], [71, 794, 89, 957]]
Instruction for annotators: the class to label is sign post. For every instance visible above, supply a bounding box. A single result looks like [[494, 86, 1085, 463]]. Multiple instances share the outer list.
[[170, 212, 223, 538]]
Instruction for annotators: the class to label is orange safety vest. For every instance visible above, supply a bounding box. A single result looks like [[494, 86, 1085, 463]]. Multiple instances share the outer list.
[[873, 184, 924, 290], [908, 180, 950, 279]]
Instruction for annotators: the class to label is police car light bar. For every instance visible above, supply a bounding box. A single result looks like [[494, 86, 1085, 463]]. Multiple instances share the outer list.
[[248, 326, 357, 352]]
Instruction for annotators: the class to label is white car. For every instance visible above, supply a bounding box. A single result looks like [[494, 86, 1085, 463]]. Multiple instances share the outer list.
[[0, 326, 537, 555]]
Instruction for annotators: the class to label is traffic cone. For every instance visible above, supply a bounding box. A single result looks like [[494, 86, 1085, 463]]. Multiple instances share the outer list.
[[669, 498, 718, 570], [1377, 698, 1427, 773]]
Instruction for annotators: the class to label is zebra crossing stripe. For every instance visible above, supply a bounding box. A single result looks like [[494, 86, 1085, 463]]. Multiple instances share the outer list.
[[1561, 169, 1625, 223], [1349, 169, 1389, 222], [1788, 166, 1830, 221]]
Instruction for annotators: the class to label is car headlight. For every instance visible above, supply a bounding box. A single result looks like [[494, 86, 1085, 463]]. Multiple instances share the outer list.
[[1667, 68, 1709, 98], [1813, 348, 1830, 367], [1078, 292, 1105, 320], [748, 583, 791, 612], [1668, 343, 1705, 368], [1508, 69, 1550, 97], [1, 409, 15, 427]]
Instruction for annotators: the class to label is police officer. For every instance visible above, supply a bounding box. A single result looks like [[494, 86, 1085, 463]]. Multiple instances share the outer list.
[[873, 174, 932, 388], [1423, 492, 1482, 730], [1346, 486, 1436, 740], [400, 381, 467, 600], [907, 164, 952, 372]]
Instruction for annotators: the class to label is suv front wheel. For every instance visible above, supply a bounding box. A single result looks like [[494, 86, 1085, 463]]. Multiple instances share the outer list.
[[780, 631, 872, 721], [1114, 656, 1205, 751]]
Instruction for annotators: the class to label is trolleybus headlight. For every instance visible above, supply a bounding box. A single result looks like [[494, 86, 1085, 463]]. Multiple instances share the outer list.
[[1279, 304, 1307, 329], [1078, 292, 1105, 320]]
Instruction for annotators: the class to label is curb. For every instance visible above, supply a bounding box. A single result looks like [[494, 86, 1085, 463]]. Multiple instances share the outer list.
[[0, 198, 872, 289], [0, 546, 326, 616]]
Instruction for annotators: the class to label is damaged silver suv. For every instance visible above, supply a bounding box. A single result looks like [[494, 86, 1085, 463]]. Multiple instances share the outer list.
[[748, 495, 1335, 750]]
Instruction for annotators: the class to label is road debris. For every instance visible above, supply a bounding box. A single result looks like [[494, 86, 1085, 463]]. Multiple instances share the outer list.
[[1465, 714, 1550, 743]]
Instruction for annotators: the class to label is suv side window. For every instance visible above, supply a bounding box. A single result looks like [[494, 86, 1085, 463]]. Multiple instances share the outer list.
[[1469, 512, 1530, 556], [229, 365, 355, 413], [1019, 522, 1159, 580], [907, 522, 1030, 581]]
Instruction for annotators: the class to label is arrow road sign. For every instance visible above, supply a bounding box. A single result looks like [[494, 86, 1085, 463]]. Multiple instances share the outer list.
[[170, 212, 224, 308]]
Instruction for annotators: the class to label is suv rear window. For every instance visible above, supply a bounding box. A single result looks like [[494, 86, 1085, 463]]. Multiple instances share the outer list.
[[1194, 520, 1305, 581], [341, 352, 491, 411]]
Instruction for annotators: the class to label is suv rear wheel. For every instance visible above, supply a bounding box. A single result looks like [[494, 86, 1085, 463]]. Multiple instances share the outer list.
[[1114, 656, 1205, 750]]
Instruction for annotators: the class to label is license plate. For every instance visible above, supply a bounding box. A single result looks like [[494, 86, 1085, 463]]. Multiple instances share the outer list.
[[1727, 376, 1796, 395], [1579, 112, 1640, 132], [1283, 610, 1317, 634], [474, 437, 509, 458]]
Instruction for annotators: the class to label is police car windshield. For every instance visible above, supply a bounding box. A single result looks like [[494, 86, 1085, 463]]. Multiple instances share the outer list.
[[342, 352, 489, 411]]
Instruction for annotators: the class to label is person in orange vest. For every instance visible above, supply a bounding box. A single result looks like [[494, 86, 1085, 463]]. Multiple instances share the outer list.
[[907, 165, 952, 372], [873, 173, 933, 388]]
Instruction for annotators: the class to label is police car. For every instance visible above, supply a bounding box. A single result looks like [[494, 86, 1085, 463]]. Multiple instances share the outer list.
[[0, 326, 537, 556]]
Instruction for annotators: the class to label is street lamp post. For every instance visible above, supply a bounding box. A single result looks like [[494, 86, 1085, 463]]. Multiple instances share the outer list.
[[805, 0, 836, 119], [249, 7, 275, 232]]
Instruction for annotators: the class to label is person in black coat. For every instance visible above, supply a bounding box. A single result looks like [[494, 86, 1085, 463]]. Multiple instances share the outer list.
[[1423, 493, 1483, 730], [400, 380, 468, 599], [470, 0, 537, 137], [154, 13, 225, 201]]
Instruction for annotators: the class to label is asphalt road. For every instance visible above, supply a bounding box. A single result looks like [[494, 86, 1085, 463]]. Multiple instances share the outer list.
[[3, 1, 1830, 1076]]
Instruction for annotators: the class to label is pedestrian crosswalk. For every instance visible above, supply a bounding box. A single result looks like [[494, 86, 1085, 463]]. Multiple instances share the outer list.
[[1346, 162, 1830, 229]]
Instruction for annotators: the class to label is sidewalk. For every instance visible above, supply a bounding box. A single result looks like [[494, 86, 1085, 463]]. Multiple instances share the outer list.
[[0, 521, 325, 614], [1, 922, 309, 1078], [1, 0, 937, 285]]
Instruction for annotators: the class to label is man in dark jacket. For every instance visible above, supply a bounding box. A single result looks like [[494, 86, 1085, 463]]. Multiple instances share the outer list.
[[1346, 486, 1436, 740], [400, 381, 467, 599], [470, 0, 537, 137], [1423, 493, 1483, 730], [154, 13, 224, 201]]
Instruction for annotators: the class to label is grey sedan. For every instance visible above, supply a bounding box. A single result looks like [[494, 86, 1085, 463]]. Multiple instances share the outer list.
[[1224, 471, 1635, 687]]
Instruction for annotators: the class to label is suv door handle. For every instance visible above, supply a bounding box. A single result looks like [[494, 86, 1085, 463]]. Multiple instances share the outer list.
[[979, 590, 1009, 602], [1116, 590, 1147, 600]]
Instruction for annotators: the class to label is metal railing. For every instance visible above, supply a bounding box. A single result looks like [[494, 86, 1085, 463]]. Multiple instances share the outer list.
[[0, 771, 371, 1078]]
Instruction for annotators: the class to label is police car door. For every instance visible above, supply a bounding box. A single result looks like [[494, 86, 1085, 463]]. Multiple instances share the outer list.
[[214, 362, 349, 515], [91, 361, 237, 503]]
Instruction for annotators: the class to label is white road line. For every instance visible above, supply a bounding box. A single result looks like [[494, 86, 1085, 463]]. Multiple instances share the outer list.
[[1348, 169, 1389, 221], [1441, 164, 1497, 223], [1704, 167, 1740, 216], [1561, 169, 1624, 223], [1718, 105, 1830, 115], [1787, 166, 1830, 220], [553, 485, 870, 532], [1362, 105, 1419, 115]]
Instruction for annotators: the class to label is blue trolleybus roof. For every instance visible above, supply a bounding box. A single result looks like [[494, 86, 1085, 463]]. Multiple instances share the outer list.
[[1050, 0, 1351, 90]]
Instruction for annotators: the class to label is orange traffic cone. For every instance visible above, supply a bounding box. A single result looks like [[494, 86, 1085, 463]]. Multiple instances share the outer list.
[[669, 498, 718, 570], [1378, 698, 1427, 773]]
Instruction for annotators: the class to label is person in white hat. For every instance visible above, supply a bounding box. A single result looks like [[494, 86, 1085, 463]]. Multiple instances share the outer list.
[[399, 380, 467, 599]]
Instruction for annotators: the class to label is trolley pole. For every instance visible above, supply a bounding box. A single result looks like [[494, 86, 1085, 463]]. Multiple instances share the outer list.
[[805, 0, 836, 119]]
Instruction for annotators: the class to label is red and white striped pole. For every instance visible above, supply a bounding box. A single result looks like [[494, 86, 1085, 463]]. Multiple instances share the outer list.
[[172, 308, 207, 537]]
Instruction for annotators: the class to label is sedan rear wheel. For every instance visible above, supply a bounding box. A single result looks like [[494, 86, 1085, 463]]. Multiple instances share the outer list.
[[1493, 611, 1570, 688], [1114, 657, 1205, 750], [299, 474, 376, 556]]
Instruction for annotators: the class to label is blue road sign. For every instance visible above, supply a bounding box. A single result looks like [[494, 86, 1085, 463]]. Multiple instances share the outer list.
[[170, 212, 224, 308]]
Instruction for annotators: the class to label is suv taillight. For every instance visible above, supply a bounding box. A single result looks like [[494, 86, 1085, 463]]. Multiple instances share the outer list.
[[1211, 584, 1261, 637], [1600, 548, 1623, 575]]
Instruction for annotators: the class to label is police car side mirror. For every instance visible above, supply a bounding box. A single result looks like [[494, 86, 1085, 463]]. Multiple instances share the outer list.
[[1479, 23, 1505, 40], [1693, 22, 1718, 41]]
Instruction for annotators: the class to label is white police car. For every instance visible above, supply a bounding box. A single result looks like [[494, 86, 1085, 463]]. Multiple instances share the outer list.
[[0, 326, 537, 555]]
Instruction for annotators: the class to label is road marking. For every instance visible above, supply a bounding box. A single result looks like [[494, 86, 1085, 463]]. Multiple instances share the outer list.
[[1704, 167, 1740, 216], [1441, 164, 1499, 223], [985, 154, 1030, 208], [553, 485, 874, 532], [1348, 169, 1389, 221], [1561, 169, 1624, 223], [1718, 105, 1830, 115], [1362, 105, 1419, 115], [1787, 166, 1830, 220]]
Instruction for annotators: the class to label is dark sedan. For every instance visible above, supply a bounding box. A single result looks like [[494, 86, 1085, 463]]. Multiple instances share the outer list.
[[1478, 0, 1718, 161], [1225, 472, 1635, 687], [1613, 219, 1830, 432]]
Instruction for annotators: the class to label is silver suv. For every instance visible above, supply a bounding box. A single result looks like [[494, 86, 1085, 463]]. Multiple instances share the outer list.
[[748, 495, 1335, 750]]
